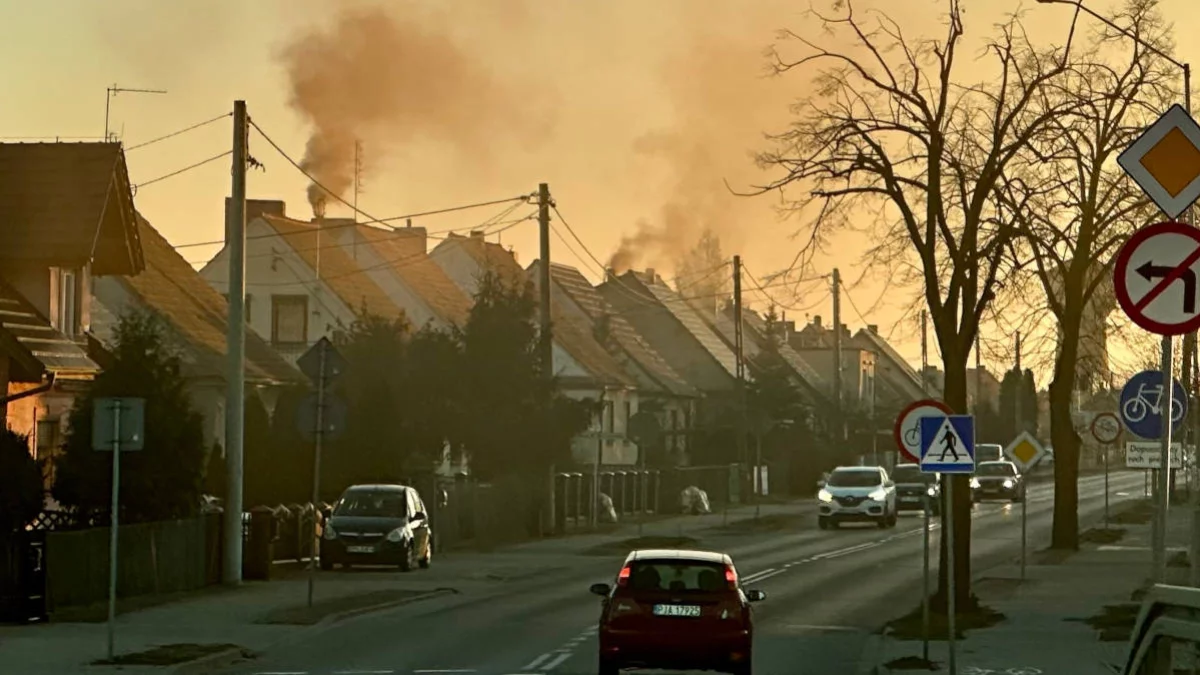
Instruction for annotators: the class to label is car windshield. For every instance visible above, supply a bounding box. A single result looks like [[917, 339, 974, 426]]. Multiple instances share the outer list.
[[977, 463, 1016, 477], [826, 470, 882, 487], [892, 466, 933, 484], [334, 490, 408, 518], [627, 560, 729, 593]]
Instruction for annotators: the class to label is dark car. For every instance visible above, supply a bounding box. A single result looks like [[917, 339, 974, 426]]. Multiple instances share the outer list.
[[319, 484, 432, 571], [970, 461, 1025, 502], [590, 549, 766, 675], [892, 463, 940, 515]]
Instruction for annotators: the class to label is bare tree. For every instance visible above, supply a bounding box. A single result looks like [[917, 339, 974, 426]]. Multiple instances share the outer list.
[[756, 0, 1078, 610], [995, 0, 1175, 550]]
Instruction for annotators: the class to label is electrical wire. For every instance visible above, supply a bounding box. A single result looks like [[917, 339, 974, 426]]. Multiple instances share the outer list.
[[133, 150, 231, 191], [125, 113, 232, 152]]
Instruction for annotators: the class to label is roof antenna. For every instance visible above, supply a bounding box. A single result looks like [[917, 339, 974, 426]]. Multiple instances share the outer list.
[[105, 84, 167, 142]]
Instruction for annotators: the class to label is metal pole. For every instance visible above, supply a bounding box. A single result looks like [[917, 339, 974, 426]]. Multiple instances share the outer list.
[[309, 340, 327, 608], [223, 100, 248, 586], [593, 391, 604, 529], [107, 401, 121, 661], [1155, 337, 1175, 583], [754, 430, 763, 520], [1021, 490, 1028, 581], [921, 488, 931, 662], [946, 477, 957, 675], [1105, 444, 1111, 527]]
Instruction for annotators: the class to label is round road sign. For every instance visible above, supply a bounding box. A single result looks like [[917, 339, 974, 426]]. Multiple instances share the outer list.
[[1114, 221, 1200, 336], [1090, 412, 1121, 445], [893, 399, 953, 464]]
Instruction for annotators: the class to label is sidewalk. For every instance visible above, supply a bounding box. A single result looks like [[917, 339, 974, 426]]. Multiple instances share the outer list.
[[0, 498, 809, 673], [872, 496, 1180, 675]]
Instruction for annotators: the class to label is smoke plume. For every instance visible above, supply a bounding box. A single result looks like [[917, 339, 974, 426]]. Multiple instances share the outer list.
[[280, 5, 545, 214]]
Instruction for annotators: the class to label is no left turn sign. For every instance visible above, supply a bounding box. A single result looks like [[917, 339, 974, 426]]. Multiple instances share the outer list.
[[1114, 221, 1200, 335]]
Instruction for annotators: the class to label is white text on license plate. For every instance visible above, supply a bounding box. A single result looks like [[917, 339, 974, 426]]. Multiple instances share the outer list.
[[653, 604, 701, 617], [347, 545, 373, 553]]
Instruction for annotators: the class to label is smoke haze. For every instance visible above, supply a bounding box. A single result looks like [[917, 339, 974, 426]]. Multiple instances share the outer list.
[[279, 4, 548, 212]]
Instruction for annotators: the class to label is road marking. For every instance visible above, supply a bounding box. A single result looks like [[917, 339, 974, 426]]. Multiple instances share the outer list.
[[414, 671, 475, 673], [334, 671, 394, 674], [255, 672, 308, 675], [784, 624, 861, 632], [741, 567, 776, 583], [541, 652, 573, 671], [523, 654, 552, 670]]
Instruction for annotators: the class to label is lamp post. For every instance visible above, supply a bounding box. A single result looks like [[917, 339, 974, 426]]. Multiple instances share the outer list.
[[1036, 0, 1192, 584]]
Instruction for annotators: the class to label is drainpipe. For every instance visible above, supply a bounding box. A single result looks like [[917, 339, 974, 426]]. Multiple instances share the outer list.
[[0, 372, 57, 406]]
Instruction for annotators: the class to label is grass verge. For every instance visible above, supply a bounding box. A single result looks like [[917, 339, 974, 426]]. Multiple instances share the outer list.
[[1067, 603, 1141, 641], [884, 597, 1005, 640], [93, 643, 245, 666], [256, 588, 446, 625]]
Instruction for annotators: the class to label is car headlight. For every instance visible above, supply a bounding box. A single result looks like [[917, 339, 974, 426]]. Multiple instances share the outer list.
[[927, 487, 937, 497], [386, 527, 406, 543], [869, 489, 888, 502], [1003, 479, 1014, 489], [818, 489, 833, 503], [970, 478, 981, 489], [322, 524, 337, 541]]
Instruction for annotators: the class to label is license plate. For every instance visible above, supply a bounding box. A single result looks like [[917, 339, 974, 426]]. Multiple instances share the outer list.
[[653, 604, 701, 617], [346, 545, 374, 553]]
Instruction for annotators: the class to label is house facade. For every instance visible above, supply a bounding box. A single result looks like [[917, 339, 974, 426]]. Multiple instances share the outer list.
[[0, 142, 144, 481]]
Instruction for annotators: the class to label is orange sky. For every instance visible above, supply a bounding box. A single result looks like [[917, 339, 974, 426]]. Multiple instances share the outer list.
[[4, 0, 1195, 385]]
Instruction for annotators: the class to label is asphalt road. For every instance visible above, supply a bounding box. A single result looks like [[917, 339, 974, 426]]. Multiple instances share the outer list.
[[223, 471, 1145, 675]]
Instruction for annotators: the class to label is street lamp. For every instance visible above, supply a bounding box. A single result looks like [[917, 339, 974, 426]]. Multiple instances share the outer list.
[[1037, 0, 1192, 585]]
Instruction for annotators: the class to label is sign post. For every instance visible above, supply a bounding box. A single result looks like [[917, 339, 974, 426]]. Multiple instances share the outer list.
[[919, 413, 975, 675], [893, 399, 950, 663], [297, 337, 348, 608], [92, 397, 145, 662], [1091, 412, 1122, 526], [1004, 431, 1046, 580], [628, 410, 662, 536], [1117, 368, 1188, 582]]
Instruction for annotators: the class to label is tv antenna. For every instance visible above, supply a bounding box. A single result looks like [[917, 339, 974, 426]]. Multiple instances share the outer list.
[[105, 84, 167, 142]]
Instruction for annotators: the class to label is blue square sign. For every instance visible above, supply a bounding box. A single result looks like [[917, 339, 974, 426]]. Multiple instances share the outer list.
[[919, 415, 975, 474]]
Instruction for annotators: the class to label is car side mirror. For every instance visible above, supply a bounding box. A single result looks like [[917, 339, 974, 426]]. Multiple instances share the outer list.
[[884, 481, 894, 488], [590, 583, 611, 597], [746, 589, 767, 602], [816, 480, 825, 489]]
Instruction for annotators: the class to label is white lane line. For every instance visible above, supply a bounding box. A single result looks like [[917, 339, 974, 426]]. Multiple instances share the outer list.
[[523, 653, 552, 670], [414, 671, 476, 673], [541, 652, 574, 671], [741, 567, 776, 583], [745, 568, 788, 583], [333, 671, 394, 674], [785, 624, 861, 632], [255, 672, 308, 675]]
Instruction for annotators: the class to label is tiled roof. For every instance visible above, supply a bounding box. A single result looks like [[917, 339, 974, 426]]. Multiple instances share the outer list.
[[355, 225, 471, 326], [855, 328, 924, 398], [0, 277, 97, 380], [549, 263, 697, 398], [102, 214, 301, 384], [262, 216, 401, 320], [635, 274, 740, 378], [0, 142, 143, 275], [736, 308, 832, 407], [441, 233, 528, 289]]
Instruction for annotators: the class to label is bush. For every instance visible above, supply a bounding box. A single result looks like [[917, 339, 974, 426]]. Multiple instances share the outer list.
[[0, 429, 43, 535]]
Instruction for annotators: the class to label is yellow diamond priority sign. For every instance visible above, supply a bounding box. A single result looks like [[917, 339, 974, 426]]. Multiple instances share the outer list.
[[1118, 104, 1200, 219], [1003, 431, 1046, 473]]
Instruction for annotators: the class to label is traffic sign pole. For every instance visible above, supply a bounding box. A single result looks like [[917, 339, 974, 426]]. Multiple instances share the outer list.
[[921, 487, 931, 663], [946, 476, 957, 675], [309, 339, 327, 609], [1156, 338, 1175, 583], [107, 400, 121, 662]]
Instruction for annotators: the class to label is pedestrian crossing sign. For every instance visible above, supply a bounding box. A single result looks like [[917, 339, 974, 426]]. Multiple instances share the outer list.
[[918, 415, 976, 474]]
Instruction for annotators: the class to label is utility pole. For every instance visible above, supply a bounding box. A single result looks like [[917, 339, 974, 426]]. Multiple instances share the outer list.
[[832, 269, 843, 444], [223, 101, 248, 585], [537, 183, 556, 534], [733, 256, 749, 497], [975, 334, 982, 415], [1015, 332, 1023, 434]]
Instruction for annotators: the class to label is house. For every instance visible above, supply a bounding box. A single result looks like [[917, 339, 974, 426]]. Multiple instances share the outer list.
[[547, 262, 700, 466], [200, 200, 402, 365], [852, 325, 927, 409], [430, 233, 640, 466], [0, 142, 144, 476], [91, 214, 304, 449], [731, 306, 836, 430], [597, 270, 745, 464], [786, 315, 878, 411]]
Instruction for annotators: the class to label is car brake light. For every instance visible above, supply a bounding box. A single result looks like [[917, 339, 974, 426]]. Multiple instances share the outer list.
[[725, 566, 737, 589], [617, 565, 632, 587]]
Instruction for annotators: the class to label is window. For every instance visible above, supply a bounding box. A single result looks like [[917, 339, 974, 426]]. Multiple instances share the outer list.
[[624, 402, 631, 431], [271, 295, 308, 344], [333, 490, 407, 518], [604, 401, 614, 433], [58, 269, 77, 337], [626, 560, 730, 593]]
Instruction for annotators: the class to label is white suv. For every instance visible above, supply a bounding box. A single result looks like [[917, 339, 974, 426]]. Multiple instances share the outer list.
[[817, 466, 898, 530]]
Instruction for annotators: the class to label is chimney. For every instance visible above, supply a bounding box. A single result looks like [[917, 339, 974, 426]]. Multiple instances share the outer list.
[[226, 198, 286, 242], [469, 230, 485, 240], [868, 324, 879, 334], [406, 218, 413, 228], [393, 225, 428, 256], [813, 315, 822, 328]]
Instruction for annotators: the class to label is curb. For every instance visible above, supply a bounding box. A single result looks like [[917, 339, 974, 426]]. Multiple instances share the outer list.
[[164, 588, 457, 675]]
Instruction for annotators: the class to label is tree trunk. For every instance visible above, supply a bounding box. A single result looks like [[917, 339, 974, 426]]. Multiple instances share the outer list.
[[933, 341, 973, 612], [1050, 316, 1082, 550]]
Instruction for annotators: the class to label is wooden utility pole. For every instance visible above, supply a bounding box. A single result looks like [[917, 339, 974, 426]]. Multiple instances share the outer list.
[[733, 255, 748, 486], [223, 101, 248, 585], [537, 183, 556, 533], [832, 269, 843, 441]]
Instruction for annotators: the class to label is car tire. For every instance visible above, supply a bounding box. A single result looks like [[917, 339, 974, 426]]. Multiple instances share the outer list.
[[887, 511, 898, 528], [598, 657, 620, 675], [419, 539, 432, 569], [877, 511, 890, 529], [399, 543, 414, 572], [319, 556, 333, 571], [818, 516, 829, 530]]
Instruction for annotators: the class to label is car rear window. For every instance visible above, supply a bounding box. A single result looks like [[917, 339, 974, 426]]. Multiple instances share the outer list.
[[626, 560, 729, 593], [334, 491, 408, 518]]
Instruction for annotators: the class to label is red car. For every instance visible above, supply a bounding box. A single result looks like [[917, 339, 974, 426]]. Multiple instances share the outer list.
[[590, 549, 767, 675]]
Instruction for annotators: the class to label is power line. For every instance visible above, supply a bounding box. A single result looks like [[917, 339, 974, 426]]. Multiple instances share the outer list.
[[133, 150, 231, 191], [125, 113, 231, 151]]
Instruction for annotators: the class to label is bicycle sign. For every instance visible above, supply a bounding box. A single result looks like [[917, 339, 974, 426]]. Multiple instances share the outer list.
[[1119, 370, 1187, 439], [893, 399, 953, 463]]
